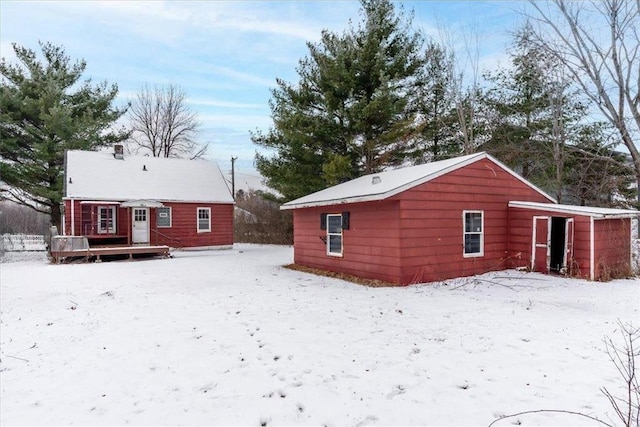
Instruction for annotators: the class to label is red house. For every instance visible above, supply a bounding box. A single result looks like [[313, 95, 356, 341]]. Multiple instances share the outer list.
[[282, 152, 637, 285], [62, 147, 234, 250]]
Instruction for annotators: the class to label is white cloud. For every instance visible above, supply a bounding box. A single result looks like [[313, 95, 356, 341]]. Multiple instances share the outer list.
[[187, 98, 263, 109]]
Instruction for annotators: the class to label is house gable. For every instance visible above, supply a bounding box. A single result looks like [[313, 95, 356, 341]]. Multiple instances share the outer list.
[[282, 152, 555, 210]]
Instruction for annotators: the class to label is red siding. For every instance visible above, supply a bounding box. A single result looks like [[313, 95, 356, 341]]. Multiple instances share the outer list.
[[507, 208, 592, 278], [393, 158, 552, 284], [594, 218, 632, 279], [64, 200, 233, 248], [153, 202, 233, 248], [293, 201, 403, 284], [291, 157, 552, 285]]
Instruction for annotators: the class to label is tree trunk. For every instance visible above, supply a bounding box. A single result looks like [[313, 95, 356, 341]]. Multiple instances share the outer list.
[[50, 203, 61, 231]]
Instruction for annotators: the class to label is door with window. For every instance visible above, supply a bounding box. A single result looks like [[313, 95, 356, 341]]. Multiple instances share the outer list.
[[97, 206, 116, 234], [132, 208, 149, 244]]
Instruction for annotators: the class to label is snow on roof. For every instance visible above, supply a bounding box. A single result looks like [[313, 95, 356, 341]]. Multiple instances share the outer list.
[[508, 201, 639, 218], [64, 150, 234, 203], [281, 152, 555, 210]]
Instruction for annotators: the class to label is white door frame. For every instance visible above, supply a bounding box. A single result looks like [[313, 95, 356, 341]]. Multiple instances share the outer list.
[[531, 215, 550, 271], [562, 218, 574, 274], [132, 207, 149, 244]]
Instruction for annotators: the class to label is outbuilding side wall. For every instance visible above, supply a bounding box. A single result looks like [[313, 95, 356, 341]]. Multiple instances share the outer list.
[[507, 207, 592, 278], [292, 201, 403, 284], [395, 158, 552, 284], [594, 218, 632, 279]]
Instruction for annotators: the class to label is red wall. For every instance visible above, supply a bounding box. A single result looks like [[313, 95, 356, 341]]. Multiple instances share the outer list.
[[292, 200, 403, 283], [507, 210, 632, 280], [393, 158, 552, 284], [154, 202, 233, 248], [594, 218, 632, 279], [64, 200, 233, 248], [507, 208, 592, 278], [291, 158, 553, 285]]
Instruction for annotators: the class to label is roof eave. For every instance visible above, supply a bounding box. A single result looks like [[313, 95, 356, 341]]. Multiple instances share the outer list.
[[281, 193, 386, 210], [508, 201, 639, 218]]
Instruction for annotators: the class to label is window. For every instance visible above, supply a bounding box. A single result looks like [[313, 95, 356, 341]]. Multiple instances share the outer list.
[[157, 207, 172, 228], [463, 210, 483, 257], [98, 206, 116, 234], [197, 207, 211, 232], [327, 214, 343, 256]]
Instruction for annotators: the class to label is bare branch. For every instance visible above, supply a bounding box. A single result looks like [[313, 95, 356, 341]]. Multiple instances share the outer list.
[[488, 409, 613, 427], [127, 84, 205, 159]]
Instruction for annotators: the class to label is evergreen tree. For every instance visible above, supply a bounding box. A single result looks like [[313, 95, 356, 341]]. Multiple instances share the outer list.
[[411, 42, 459, 161], [483, 23, 558, 181], [484, 23, 634, 205], [565, 124, 636, 208], [0, 42, 128, 228], [253, 0, 424, 200]]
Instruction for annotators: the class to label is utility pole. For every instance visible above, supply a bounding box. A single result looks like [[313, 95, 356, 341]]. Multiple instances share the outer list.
[[231, 156, 238, 200]]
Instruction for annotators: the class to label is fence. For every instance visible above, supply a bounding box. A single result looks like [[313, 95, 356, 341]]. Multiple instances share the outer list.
[[0, 234, 47, 253]]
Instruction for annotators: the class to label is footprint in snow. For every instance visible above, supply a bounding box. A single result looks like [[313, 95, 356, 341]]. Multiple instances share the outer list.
[[386, 384, 406, 399]]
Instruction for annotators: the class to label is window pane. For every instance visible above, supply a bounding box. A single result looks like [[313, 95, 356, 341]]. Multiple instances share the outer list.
[[328, 215, 342, 233], [198, 208, 210, 231], [328, 235, 342, 254], [157, 207, 171, 227], [465, 234, 481, 254], [465, 212, 482, 232]]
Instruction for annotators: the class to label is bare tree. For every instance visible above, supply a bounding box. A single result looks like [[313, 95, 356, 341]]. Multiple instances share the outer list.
[[440, 23, 483, 155], [527, 0, 640, 204], [601, 321, 640, 427], [128, 84, 206, 159]]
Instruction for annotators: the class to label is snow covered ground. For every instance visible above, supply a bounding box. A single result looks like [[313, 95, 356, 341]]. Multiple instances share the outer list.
[[1, 244, 638, 426]]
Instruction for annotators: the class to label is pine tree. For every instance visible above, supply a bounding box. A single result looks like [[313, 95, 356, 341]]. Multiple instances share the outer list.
[[0, 42, 129, 228], [411, 42, 459, 161], [253, 0, 424, 201]]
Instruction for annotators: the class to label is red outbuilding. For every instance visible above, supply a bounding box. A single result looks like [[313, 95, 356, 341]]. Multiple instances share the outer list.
[[281, 152, 637, 285], [62, 146, 234, 250]]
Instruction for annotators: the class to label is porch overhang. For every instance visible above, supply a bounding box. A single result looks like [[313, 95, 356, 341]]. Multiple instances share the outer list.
[[121, 200, 164, 208], [79, 200, 121, 205], [508, 201, 639, 219]]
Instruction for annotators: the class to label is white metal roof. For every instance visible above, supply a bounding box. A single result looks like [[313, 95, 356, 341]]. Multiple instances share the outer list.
[[64, 150, 234, 204], [508, 201, 639, 218], [281, 152, 555, 210]]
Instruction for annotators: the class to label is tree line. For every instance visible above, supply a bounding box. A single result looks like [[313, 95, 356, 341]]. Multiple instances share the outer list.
[[254, 0, 638, 208]]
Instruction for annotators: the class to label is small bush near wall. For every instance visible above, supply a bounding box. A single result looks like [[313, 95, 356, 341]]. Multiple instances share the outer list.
[[234, 190, 292, 245]]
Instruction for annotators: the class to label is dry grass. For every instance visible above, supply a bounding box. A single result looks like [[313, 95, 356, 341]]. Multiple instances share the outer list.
[[283, 263, 397, 287]]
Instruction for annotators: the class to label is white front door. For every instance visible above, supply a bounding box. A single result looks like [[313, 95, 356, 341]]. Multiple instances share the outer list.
[[132, 208, 149, 244]]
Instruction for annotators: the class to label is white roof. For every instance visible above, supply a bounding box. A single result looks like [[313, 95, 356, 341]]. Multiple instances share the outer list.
[[281, 152, 555, 210], [64, 150, 234, 204], [509, 201, 639, 218]]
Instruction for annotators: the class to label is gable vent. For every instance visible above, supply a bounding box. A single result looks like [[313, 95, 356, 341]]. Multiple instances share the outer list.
[[371, 176, 381, 185]]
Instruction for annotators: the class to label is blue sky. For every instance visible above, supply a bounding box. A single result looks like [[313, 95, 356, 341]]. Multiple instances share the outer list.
[[0, 1, 527, 176]]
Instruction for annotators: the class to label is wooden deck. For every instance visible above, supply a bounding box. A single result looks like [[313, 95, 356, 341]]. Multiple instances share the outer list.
[[51, 244, 171, 263]]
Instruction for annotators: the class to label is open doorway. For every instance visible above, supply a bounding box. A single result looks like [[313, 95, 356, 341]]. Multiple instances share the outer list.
[[548, 216, 574, 274], [549, 217, 566, 272], [532, 216, 575, 274]]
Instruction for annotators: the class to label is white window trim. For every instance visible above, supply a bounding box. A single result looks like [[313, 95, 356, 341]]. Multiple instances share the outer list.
[[463, 210, 484, 258], [197, 207, 211, 233], [157, 206, 172, 228], [97, 206, 117, 234], [326, 214, 343, 257]]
